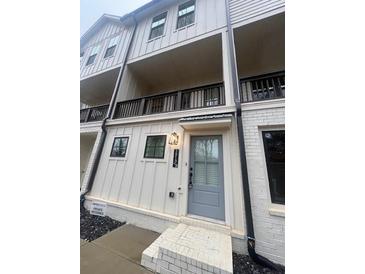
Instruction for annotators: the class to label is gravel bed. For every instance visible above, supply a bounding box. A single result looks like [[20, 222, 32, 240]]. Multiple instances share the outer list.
[[233, 253, 285, 274], [80, 206, 125, 241]]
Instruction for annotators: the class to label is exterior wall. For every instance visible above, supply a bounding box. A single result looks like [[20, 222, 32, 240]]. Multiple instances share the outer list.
[[80, 130, 103, 194], [115, 66, 147, 102], [90, 120, 183, 216], [241, 100, 285, 264], [88, 116, 246, 235], [80, 134, 97, 187], [128, 0, 227, 62], [80, 21, 133, 79], [229, 0, 285, 26]]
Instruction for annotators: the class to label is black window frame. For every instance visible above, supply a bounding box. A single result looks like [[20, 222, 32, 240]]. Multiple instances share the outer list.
[[149, 12, 167, 40], [176, 0, 196, 30], [104, 36, 119, 59], [86, 54, 97, 66], [85, 45, 100, 66], [262, 130, 285, 205], [104, 45, 116, 58], [110, 137, 129, 158], [144, 135, 167, 159]]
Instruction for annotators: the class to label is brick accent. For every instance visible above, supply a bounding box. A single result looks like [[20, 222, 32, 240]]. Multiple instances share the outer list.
[[142, 224, 233, 274], [242, 104, 285, 264]]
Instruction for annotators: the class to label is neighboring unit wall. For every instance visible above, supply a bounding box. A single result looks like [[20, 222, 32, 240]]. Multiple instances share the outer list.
[[128, 0, 226, 61], [80, 21, 133, 79], [229, 0, 285, 26], [80, 134, 97, 186], [115, 66, 147, 102], [80, 130, 103, 193], [241, 101, 285, 264]]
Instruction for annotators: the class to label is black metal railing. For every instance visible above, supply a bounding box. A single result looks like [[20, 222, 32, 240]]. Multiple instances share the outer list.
[[240, 71, 285, 103], [113, 83, 225, 119], [80, 104, 109, 123]]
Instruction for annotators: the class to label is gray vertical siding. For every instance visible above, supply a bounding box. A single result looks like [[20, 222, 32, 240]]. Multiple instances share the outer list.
[[229, 0, 285, 25], [80, 21, 133, 79], [128, 0, 227, 61]]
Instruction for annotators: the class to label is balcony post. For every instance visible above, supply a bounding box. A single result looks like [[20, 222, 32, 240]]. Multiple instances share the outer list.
[[85, 108, 92, 123], [175, 91, 182, 111], [138, 98, 145, 116]]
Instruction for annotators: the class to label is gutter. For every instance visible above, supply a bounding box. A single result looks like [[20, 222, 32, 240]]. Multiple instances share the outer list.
[[80, 15, 138, 207], [223, 0, 282, 271]]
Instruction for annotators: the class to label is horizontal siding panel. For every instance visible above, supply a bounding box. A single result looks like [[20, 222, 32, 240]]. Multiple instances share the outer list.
[[229, 0, 285, 24]]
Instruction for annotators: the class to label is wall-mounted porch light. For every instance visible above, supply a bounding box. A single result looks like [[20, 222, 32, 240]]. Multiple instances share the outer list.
[[168, 132, 179, 146]]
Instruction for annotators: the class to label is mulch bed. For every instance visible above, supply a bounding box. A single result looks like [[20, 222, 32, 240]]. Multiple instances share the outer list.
[[80, 206, 125, 241], [233, 253, 285, 274]]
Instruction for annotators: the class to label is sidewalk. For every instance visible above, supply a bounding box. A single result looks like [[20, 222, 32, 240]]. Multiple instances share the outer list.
[[80, 224, 160, 274]]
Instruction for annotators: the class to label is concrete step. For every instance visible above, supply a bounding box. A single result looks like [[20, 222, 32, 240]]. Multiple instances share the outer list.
[[141, 224, 233, 274]]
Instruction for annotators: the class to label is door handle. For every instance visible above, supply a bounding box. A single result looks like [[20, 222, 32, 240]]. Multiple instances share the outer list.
[[188, 167, 193, 189]]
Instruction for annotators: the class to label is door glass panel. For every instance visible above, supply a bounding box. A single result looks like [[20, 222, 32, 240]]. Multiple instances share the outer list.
[[194, 140, 206, 161], [192, 136, 220, 186], [206, 138, 219, 161], [206, 163, 219, 185], [194, 162, 206, 185]]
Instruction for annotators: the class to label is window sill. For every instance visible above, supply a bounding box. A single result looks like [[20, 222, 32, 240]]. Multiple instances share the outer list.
[[174, 23, 195, 33], [269, 204, 285, 217], [141, 159, 168, 164], [84, 63, 95, 67], [147, 34, 166, 43], [103, 55, 115, 60]]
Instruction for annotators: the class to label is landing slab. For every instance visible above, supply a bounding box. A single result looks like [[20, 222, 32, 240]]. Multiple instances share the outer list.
[[142, 224, 233, 274]]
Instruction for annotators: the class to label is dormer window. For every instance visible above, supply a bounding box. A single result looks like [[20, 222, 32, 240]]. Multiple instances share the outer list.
[[149, 12, 167, 40], [177, 0, 195, 29], [86, 45, 100, 66], [104, 36, 119, 58]]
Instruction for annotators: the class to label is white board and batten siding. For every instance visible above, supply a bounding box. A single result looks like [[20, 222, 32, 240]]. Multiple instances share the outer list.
[[229, 0, 285, 27], [89, 119, 246, 234], [90, 121, 183, 217], [80, 22, 133, 79], [128, 0, 227, 62]]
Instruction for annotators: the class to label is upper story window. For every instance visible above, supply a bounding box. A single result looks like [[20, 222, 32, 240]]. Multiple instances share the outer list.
[[177, 0, 195, 29], [149, 12, 167, 40], [104, 36, 119, 58], [262, 130, 285, 205], [80, 52, 84, 63], [110, 137, 129, 157], [86, 45, 100, 66], [144, 135, 166, 159]]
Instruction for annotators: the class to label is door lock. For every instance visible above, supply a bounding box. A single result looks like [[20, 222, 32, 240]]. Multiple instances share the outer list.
[[188, 167, 193, 189]]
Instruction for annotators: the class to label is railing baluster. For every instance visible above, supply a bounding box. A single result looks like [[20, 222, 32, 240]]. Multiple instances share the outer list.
[[111, 83, 225, 119], [239, 72, 285, 103]]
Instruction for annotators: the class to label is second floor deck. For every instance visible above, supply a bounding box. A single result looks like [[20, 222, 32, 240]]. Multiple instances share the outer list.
[[80, 71, 285, 124]]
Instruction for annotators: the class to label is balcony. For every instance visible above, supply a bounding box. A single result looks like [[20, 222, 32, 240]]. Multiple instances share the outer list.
[[113, 83, 225, 119], [240, 71, 285, 103], [80, 104, 109, 123]]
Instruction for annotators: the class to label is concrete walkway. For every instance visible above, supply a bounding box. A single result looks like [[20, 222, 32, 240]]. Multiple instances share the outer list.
[[80, 224, 160, 274]]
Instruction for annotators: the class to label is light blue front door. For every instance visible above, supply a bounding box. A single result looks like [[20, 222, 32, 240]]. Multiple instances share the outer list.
[[188, 136, 225, 221]]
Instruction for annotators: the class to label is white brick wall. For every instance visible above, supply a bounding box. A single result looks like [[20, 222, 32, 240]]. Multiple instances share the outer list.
[[241, 103, 285, 265]]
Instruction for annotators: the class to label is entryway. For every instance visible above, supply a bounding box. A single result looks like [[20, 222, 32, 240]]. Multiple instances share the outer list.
[[188, 135, 225, 221]]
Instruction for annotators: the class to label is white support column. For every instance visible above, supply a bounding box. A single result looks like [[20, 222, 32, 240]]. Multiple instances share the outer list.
[[222, 29, 235, 107]]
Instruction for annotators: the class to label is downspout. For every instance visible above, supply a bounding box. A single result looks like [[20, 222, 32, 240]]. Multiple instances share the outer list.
[[224, 0, 282, 271], [80, 15, 138, 207]]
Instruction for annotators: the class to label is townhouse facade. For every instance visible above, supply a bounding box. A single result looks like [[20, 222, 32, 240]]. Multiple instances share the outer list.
[[80, 0, 285, 265]]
